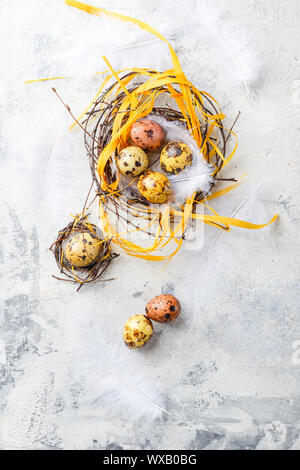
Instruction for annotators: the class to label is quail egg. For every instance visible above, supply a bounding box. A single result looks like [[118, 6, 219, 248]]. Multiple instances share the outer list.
[[123, 314, 153, 349], [130, 119, 165, 151], [145, 294, 181, 322], [117, 146, 148, 177], [137, 171, 171, 204], [160, 140, 193, 174], [64, 232, 101, 268]]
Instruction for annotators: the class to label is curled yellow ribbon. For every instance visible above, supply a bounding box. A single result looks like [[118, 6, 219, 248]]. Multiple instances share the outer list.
[[29, 0, 277, 262]]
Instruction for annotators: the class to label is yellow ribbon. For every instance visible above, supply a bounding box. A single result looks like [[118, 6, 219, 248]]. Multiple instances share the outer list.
[[35, 0, 279, 261]]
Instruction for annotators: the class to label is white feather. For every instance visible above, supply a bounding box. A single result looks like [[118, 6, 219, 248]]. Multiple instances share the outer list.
[[193, 181, 277, 338], [69, 312, 170, 420], [195, 0, 260, 95]]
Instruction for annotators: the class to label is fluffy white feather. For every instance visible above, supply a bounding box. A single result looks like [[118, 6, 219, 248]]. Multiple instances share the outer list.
[[68, 312, 170, 420], [192, 182, 276, 335], [195, 0, 260, 95]]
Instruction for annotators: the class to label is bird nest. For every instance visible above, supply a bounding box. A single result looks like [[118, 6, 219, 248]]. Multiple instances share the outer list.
[[45, 0, 277, 282], [77, 67, 239, 261], [84, 74, 230, 203], [49, 215, 117, 291]]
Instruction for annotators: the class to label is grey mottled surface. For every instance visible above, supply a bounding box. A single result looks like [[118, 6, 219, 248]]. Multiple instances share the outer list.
[[0, 0, 300, 450]]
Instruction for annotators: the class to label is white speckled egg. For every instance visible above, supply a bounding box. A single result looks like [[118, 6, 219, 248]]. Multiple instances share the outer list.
[[137, 171, 171, 204], [123, 314, 153, 349], [64, 232, 101, 268], [117, 146, 149, 177]]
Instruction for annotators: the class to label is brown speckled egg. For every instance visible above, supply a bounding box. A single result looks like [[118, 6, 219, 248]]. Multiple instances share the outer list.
[[160, 140, 193, 174], [137, 171, 171, 204], [130, 119, 165, 151], [123, 314, 153, 349], [145, 294, 181, 323], [117, 146, 148, 177], [64, 232, 101, 268]]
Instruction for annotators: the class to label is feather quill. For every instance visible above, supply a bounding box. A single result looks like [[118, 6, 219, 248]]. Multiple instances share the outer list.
[[195, 0, 259, 95], [191, 182, 274, 337]]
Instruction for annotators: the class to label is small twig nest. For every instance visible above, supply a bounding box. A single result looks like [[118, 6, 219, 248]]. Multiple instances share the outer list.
[[83, 73, 229, 208], [76, 71, 239, 260], [50, 215, 118, 291], [47, 6, 276, 264]]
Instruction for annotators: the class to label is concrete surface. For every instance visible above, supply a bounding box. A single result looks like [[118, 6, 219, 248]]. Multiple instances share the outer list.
[[0, 0, 300, 450]]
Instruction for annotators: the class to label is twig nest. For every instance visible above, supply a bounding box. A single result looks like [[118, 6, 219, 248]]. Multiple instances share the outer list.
[[130, 119, 165, 151], [160, 140, 193, 174], [50, 217, 115, 290], [64, 232, 101, 268], [123, 314, 153, 349], [137, 171, 171, 204], [145, 294, 181, 322], [117, 145, 148, 177]]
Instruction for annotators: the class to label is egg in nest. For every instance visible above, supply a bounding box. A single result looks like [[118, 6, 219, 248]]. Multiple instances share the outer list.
[[64, 232, 101, 268], [117, 146, 148, 177], [145, 294, 181, 322], [160, 140, 193, 174], [130, 119, 165, 151], [137, 171, 171, 204], [123, 314, 153, 349]]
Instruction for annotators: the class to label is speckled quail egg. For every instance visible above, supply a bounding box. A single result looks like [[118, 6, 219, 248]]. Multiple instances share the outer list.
[[64, 232, 101, 268], [145, 294, 181, 323], [137, 171, 171, 204], [123, 314, 153, 349], [117, 146, 149, 177], [160, 140, 193, 174], [130, 119, 165, 151]]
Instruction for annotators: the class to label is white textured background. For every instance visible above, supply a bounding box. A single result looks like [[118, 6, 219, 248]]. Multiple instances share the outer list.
[[0, 0, 300, 450]]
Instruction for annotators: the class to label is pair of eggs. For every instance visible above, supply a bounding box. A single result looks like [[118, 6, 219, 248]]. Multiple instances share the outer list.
[[116, 119, 193, 204], [117, 141, 193, 179], [123, 294, 181, 349], [116, 119, 164, 178]]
